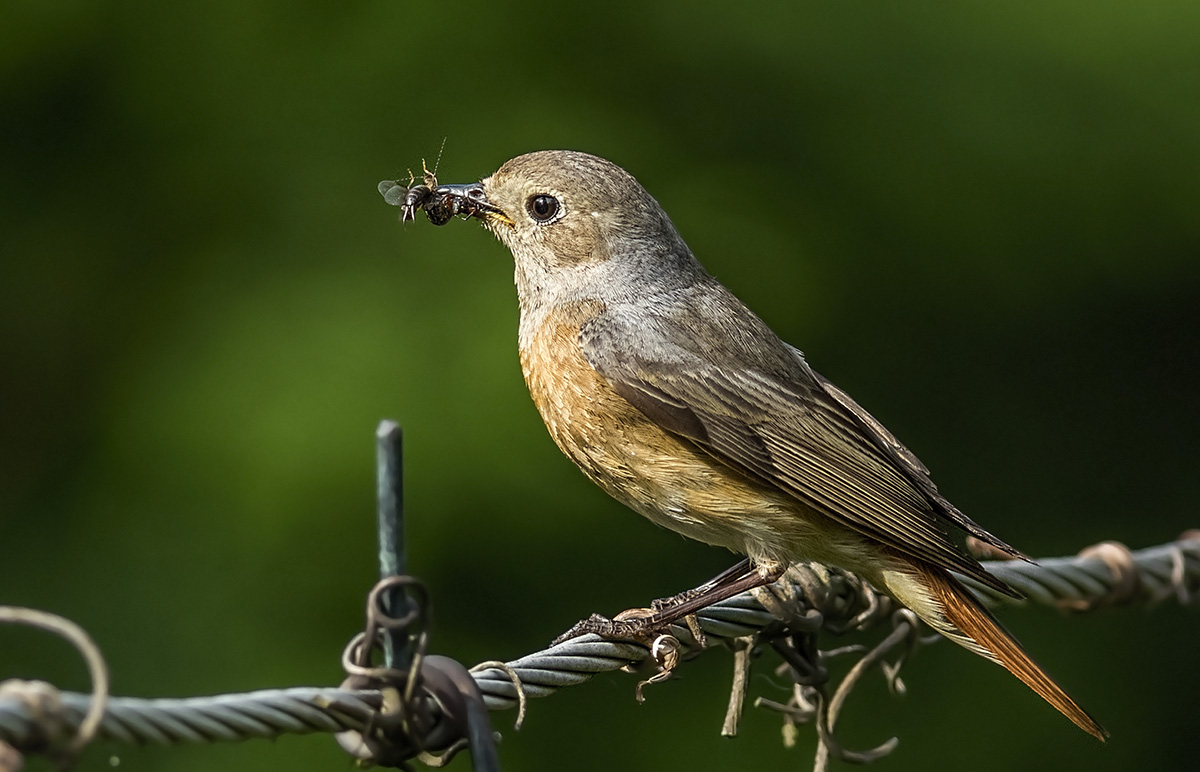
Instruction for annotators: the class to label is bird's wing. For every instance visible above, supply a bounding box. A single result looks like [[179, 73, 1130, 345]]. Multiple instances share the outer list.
[[799, 346, 1028, 560], [580, 303, 1021, 597]]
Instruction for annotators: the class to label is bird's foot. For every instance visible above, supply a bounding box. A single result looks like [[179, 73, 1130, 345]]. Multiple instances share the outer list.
[[552, 606, 709, 650], [552, 609, 692, 700], [551, 609, 664, 646]]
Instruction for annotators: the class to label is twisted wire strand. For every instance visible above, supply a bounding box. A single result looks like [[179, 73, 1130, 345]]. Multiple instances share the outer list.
[[0, 688, 383, 751], [979, 538, 1197, 607], [1, 535, 1196, 753]]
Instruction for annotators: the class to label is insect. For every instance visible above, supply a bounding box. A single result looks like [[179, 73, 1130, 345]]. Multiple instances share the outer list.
[[421, 185, 468, 226], [378, 159, 438, 222], [379, 143, 502, 226], [378, 167, 491, 226], [379, 158, 475, 225]]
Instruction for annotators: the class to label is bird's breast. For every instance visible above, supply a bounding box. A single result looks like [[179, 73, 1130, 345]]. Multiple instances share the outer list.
[[517, 300, 838, 568], [518, 299, 661, 491]]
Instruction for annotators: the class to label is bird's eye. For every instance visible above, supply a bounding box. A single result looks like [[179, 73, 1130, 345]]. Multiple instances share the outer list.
[[527, 194, 561, 223]]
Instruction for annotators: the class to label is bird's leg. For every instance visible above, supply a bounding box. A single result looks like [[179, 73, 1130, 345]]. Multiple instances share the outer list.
[[552, 561, 784, 645], [643, 562, 784, 627], [649, 558, 753, 612]]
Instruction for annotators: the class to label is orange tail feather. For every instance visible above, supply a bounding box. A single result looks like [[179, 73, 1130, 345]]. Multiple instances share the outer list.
[[913, 562, 1108, 741]]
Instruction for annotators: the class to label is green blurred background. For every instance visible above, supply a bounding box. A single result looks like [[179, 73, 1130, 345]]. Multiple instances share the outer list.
[[3, 1, 1198, 770]]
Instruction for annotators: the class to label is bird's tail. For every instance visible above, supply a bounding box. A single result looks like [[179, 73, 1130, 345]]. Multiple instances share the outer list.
[[884, 561, 1108, 741]]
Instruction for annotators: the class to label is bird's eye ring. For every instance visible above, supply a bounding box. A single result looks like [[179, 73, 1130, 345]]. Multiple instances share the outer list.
[[527, 194, 561, 223]]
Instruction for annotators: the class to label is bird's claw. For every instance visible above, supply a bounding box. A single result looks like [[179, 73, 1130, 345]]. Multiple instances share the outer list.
[[551, 609, 667, 646]]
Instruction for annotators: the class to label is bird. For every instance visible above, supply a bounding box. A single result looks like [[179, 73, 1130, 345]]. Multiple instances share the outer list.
[[395, 149, 1106, 740]]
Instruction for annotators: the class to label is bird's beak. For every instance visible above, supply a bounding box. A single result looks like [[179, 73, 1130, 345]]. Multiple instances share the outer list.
[[431, 183, 514, 228]]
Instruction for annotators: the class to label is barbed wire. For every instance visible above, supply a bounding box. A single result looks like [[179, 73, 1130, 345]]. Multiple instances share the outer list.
[[2, 533, 1197, 770]]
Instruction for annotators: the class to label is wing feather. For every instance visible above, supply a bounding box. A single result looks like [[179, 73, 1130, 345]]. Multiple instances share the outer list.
[[582, 302, 1021, 597]]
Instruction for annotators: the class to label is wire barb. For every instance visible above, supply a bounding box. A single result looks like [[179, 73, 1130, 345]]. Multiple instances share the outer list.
[[336, 576, 500, 771]]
